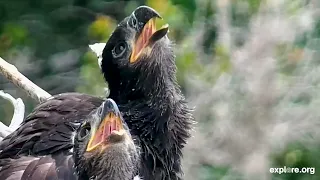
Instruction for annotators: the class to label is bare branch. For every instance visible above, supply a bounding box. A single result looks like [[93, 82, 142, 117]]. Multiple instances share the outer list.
[[0, 57, 52, 103], [0, 123, 13, 141], [0, 90, 25, 141], [0, 90, 25, 130]]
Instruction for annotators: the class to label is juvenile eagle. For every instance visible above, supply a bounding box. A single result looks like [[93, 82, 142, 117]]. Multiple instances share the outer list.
[[0, 99, 140, 180]]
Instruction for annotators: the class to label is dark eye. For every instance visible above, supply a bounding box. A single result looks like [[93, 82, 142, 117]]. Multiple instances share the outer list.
[[112, 42, 127, 58], [97, 106, 102, 115], [78, 124, 91, 141], [131, 18, 137, 27]]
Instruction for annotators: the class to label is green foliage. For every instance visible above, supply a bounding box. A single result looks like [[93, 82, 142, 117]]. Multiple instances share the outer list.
[[76, 50, 106, 96], [88, 15, 116, 41]]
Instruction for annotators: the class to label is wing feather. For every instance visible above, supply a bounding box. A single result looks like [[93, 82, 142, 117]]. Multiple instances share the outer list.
[[0, 93, 103, 158], [0, 154, 76, 180], [20, 158, 40, 179]]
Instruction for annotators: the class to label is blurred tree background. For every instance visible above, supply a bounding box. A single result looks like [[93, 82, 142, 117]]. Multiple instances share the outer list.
[[0, 0, 320, 179]]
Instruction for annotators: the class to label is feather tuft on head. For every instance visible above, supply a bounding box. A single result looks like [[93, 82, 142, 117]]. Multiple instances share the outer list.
[[89, 43, 106, 68]]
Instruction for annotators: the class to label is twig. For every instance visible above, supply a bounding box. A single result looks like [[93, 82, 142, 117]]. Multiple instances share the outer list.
[[0, 90, 25, 141], [0, 123, 12, 142], [0, 57, 52, 103], [0, 90, 25, 130]]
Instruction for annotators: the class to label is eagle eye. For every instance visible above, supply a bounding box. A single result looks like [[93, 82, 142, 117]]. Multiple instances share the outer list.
[[78, 124, 91, 141], [131, 18, 137, 27], [112, 42, 127, 58]]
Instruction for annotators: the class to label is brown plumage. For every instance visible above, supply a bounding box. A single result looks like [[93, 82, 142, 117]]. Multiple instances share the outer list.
[[0, 93, 103, 157], [0, 154, 76, 180]]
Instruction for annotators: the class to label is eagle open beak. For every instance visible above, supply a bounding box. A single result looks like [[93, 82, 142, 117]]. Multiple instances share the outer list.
[[86, 99, 124, 152], [130, 7, 169, 63]]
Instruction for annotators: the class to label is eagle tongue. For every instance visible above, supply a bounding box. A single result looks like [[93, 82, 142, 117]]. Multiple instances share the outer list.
[[103, 117, 119, 137]]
